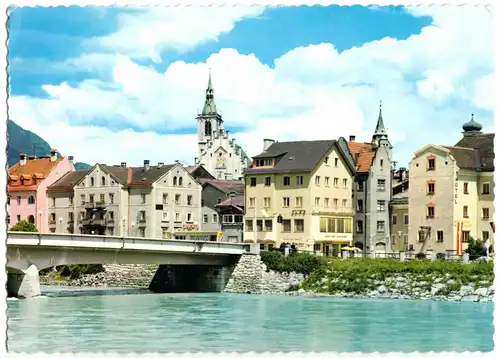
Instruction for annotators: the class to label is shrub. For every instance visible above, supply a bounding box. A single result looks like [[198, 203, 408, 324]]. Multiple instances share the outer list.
[[465, 237, 487, 258], [10, 220, 38, 232], [260, 251, 324, 275]]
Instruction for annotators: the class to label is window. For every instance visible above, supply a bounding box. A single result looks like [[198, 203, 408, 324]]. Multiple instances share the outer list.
[[463, 182, 469, 194], [50, 197, 56, 207], [163, 212, 169, 222], [377, 179, 386, 191], [163, 194, 168, 204], [81, 194, 85, 204], [334, 158, 339, 167], [186, 213, 193, 222], [324, 156, 329, 165], [392, 214, 397, 225], [90, 177, 95, 186], [264, 177, 271, 186], [314, 197, 320, 208], [256, 220, 263, 232], [175, 212, 181, 222], [187, 195, 192, 206], [294, 219, 304, 233], [356, 220, 363, 233], [427, 182, 435, 195], [283, 176, 290, 186], [333, 178, 339, 187], [377, 200, 385, 212], [463, 205, 469, 218], [223, 215, 233, 223], [69, 196, 74, 205], [391, 235, 396, 245], [175, 194, 181, 205], [377, 221, 385, 233], [212, 214, 218, 223], [342, 199, 347, 208], [282, 197, 290, 207], [462, 230, 470, 243], [482, 207, 490, 219], [217, 198, 222, 204], [482, 231, 489, 241], [248, 197, 256, 208], [89, 194, 94, 203], [141, 194, 146, 204], [101, 176, 106, 186], [324, 198, 329, 207], [482, 182, 490, 195], [356, 200, 363, 212], [203, 214, 208, 223], [17, 214, 22, 222], [437, 231, 444, 243], [173, 176, 177, 186], [295, 197, 303, 207], [139, 210, 146, 221], [139, 228, 145, 238], [178, 177, 183, 186], [201, 199, 205, 207], [234, 215, 243, 223], [427, 206, 435, 218], [403, 235, 408, 245], [324, 177, 330, 186], [250, 177, 257, 186], [282, 219, 291, 232], [263, 197, 271, 208], [264, 220, 273, 232], [109, 193, 114, 204], [79, 212, 85, 221], [357, 181, 364, 191], [100, 193, 105, 203], [16, 196, 21, 205], [333, 198, 338, 208], [404, 214, 409, 225], [27, 195, 35, 205], [109, 211, 114, 221], [69, 212, 75, 222], [427, 158, 435, 170], [343, 178, 348, 188], [380, 159, 384, 167], [245, 219, 254, 232], [296, 176, 303, 185], [315, 176, 321, 185]]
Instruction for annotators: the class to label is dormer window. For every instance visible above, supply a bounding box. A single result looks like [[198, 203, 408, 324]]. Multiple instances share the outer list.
[[254, 158, 273, 167]]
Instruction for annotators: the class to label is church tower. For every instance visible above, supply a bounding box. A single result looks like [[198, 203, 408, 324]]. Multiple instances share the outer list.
[[197, 70, 224, 143], [372, 100, 392, 149]]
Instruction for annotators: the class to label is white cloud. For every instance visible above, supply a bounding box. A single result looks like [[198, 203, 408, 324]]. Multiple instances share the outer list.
[[90, 6, 265, 63], [8, 5, 494, 168]]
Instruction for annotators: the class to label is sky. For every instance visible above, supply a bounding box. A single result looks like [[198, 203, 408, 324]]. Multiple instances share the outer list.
[[7, 5, 494, 168]]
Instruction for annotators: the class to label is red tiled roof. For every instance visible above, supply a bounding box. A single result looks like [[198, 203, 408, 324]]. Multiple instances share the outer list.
[[8, 157, 64, 192], [347, 141, 376, 173], [199, 179, 245, 194]]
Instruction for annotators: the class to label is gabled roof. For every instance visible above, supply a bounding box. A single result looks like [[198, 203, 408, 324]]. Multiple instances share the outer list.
[[347, 141, 376, 173], [8, 157, 65, 192], [216, 194, 244, 212], [185, 165, 216, 180], [245, 140, 337, 174], [199, 178, 245, 194], [47, 170, 90, 192], [454, 133, 494, 171], [441, 146, 481, 171]]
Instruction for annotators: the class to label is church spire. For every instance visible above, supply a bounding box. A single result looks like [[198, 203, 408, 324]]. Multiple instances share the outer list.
[[372, 100, 389, 147], [201, 69, 217, 115]]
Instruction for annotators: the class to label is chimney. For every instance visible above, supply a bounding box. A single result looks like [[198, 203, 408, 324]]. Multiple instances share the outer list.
[[19, 153, 27, 166], [263, 138, 275, 151], [121, 162, 127, 168], [158, 162, 164, 168], [144, 160, 150, 171], [349, 135, 356, 142], [50, 149, 57, 162]]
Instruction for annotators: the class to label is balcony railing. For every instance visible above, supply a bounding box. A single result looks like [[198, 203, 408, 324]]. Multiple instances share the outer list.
[[81, 218, 105, 226], [85, 201, 106, 209], [106, 219, 115, 226]]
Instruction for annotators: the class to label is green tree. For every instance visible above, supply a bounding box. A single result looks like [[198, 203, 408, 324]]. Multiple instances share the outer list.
[[10, 219, 38, 232], [464, 237, 487, 258]]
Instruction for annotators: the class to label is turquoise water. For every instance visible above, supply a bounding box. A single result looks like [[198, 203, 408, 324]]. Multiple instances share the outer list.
[[7, 286, 494, 353]]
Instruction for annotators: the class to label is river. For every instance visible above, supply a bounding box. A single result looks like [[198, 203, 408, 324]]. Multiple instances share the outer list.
[[7, 286, 494, 353]]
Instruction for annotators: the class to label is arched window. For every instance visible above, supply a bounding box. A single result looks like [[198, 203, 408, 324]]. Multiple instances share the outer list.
[[179, 177, 183, 186], [90, 177, 95, 187], [27, 195, 35, 204], [204, 121, 212, 136], [27, 215, 35, 224], [101, 176, 106, 186], [173, 176, 177, 186]]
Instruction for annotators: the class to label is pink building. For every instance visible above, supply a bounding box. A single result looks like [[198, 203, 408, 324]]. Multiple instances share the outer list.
[[7, 150, 75, 233]]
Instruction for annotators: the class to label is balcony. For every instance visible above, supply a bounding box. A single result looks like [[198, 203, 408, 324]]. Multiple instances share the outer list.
[[106, 219, 115, 226], [312, 207, 355, 215], [81, 218, 106, 226], [85, 201, 106, 210]]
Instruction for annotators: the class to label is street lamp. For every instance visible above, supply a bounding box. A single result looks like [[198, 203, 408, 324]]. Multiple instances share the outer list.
[[38, 210, 43, 233], [122, 216, 127, 237], [58, 217, 63, 233], [131, 222, 135, 237]]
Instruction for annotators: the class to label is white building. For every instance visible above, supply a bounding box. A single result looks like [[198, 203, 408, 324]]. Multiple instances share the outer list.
[[194, 72, 251, 180]]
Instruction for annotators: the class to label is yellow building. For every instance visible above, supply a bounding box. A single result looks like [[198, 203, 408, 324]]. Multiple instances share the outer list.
[[408, 115, 495, 256], [243, 138, 357, 256]]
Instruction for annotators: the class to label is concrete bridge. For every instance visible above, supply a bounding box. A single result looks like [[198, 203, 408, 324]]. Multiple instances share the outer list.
[[6, 232, 258, 298]]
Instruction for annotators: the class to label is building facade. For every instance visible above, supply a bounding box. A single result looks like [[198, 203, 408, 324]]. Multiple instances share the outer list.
[[408, 115, 495, 256], [389, 168, 409, 252], [47, 161, 203, 238], [7, 150, 75, 233], [243, 138, 356, 255], [216, 194, 244, 243], [348, 104, 393, 254], [194, 72, 251, 180]]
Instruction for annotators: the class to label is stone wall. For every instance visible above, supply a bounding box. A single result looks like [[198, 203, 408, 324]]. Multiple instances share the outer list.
[[224, 254, 305, 294]]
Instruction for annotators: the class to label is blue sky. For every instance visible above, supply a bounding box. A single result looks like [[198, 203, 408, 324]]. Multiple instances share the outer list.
[[7, 5, 494, 167]]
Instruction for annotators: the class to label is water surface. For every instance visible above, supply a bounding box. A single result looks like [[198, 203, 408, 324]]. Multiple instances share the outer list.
[[7, 286, 494, 352]]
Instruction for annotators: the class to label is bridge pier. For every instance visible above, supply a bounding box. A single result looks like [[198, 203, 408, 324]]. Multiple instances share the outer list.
[[7, 264, 41, 299], [149, 265, 235, 293]]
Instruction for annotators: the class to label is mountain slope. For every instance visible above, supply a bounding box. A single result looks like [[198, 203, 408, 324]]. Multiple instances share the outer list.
[[7, 119, 91, 170]]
